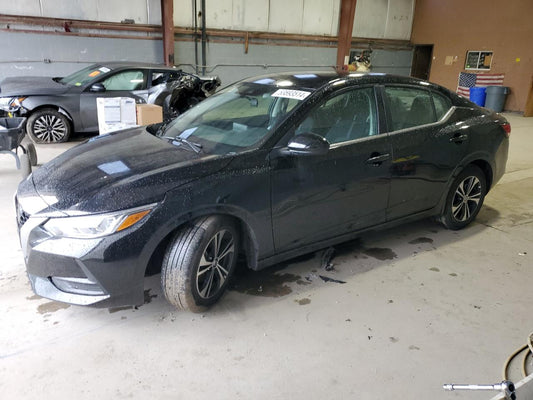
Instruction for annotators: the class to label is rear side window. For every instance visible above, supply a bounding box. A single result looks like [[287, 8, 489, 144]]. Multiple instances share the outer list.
[[151, 71, 169, 86], [169, 71, 182, 80], [432, 92, 452, 120], [384, 87, 436, 131]]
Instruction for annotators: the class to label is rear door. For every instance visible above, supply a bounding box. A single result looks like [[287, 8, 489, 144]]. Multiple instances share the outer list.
[[79, 69, 149, 131], [383, 85, 469, 220], [270, 86, 391, 253]]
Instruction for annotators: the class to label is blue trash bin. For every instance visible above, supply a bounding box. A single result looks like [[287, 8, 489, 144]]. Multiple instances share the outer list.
[[469, 87, 486, 107]]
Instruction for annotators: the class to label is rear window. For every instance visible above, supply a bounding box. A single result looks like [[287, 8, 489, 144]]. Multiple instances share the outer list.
[[432, 92, 452, 120], [384, 87, 436, 131]]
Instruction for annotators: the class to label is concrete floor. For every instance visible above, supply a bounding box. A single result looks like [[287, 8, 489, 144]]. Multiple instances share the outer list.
[[1, 114, 532, 400]]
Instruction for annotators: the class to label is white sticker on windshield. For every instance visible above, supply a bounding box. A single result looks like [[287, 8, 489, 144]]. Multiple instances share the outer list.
[[99, 67, 111, 73], [271, 89, 311, 101]]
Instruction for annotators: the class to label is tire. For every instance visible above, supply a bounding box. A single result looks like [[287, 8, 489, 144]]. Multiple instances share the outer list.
[[27, 108, 71, 144], [161, 216, 240, 312], [440, 165, 487, 230], [20, 153, 31, 180], [26, 143, 38, 166]]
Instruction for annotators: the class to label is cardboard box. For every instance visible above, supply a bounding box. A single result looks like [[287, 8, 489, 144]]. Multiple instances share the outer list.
[[136, 104, 163, 126], [96, 97, 138, 134]]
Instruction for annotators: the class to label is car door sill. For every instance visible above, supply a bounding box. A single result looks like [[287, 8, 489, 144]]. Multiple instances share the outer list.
[[255, 208, 439, 271]]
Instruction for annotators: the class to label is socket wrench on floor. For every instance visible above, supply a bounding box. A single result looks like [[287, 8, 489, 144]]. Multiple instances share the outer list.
[[443, 381, 516, 400]]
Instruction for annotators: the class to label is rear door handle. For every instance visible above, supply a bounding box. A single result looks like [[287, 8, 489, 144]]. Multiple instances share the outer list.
[[366, 153, 390, 166], [450, 133, 468, 143]]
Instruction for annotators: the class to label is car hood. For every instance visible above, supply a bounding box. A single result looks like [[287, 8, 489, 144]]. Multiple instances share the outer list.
[[22, 127, 232, 214], [0, 76, 69, 96]]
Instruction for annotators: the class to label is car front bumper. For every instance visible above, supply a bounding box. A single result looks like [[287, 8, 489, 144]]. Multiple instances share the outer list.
[[17, 203, 156, 308]]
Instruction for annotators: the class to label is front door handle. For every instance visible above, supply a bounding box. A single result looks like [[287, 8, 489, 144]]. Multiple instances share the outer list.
[[366, 153, 390, 166], [450, 133, 468, 143]]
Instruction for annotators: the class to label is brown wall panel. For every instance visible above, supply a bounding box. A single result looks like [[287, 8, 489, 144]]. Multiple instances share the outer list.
[[411, 0, 533, 112]]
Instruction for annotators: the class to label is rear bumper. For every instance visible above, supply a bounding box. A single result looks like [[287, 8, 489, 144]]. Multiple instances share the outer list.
[[492, 137, 509, 188]]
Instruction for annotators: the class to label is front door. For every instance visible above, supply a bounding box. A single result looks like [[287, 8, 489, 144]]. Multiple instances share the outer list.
[[270, 87, 391, 253]]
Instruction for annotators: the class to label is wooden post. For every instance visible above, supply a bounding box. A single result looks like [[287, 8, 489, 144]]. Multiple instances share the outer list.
[[161, 0, 174, 66], [524, 75, 533, 117], [336, 0, 357, 71]]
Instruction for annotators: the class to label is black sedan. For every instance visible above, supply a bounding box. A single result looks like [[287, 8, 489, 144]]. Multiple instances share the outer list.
[[0, 62, 183, 143], [15, 72, 509, 312]]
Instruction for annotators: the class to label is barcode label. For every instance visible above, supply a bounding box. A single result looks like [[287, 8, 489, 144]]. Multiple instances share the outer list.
[[271, 89, 311, 101]]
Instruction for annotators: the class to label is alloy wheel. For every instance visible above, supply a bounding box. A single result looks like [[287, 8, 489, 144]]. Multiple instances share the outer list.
[[196, 229, 235, 299], [451, 176, 482, 222], [33, 114, 68, 142]]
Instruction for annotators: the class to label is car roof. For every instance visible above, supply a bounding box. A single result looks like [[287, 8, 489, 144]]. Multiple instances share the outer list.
[[241, 70, 440, 92]]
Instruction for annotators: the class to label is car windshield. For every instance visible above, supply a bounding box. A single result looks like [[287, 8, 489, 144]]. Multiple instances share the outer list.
[[160, 81, 311, 155], [59, 65, 112, 87]]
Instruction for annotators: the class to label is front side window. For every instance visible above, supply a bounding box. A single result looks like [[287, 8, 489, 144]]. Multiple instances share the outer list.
[[294, 87, 377, 144], [384, 87, 436, 131], [101, 70, 146, 91], [161, 82, 309, 154]]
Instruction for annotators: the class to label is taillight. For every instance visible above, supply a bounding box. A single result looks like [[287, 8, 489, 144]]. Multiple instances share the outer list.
[[501, 122, 511, 138]]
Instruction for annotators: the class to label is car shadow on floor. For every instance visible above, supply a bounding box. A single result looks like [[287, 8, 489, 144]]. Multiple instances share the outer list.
[[141, 211, 502, 315]]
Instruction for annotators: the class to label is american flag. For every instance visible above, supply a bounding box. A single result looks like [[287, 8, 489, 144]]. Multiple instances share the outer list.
[[456, 72, 505, 98]]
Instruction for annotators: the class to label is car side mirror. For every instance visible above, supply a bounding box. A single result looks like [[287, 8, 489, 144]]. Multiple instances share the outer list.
[[287, 133, 330, 156], [89, 83, 106, 92]]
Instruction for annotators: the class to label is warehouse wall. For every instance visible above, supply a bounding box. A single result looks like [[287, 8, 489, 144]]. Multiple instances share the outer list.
[[175, 0, 414, 82], [0, 0, 414, 86], [1, 0, 161, 24], [0, 0, 163, 78], [176, 0, 414, 39], [0, 31, 162, 78], [175, 42, 336, 85], [353, 0, 414, 40], [411, 0, 533, 112], [174, 43, 412, 85]]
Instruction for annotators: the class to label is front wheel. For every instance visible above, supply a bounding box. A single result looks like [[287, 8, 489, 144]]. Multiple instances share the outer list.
[[26, 142, 38, 166], [27, 108, 71, 143], [161, 216, 239, 312], [440, 165, 487, 230]]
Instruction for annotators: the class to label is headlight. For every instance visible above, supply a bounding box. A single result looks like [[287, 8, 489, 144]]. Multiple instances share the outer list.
[[11, 97, 25, 108], [42, 204, 155, 239]]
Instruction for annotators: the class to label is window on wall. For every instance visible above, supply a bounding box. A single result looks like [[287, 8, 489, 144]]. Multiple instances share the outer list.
[[465, 51, 493, 70]]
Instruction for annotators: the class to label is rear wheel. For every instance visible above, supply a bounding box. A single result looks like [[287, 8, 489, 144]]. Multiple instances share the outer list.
[[27, 108, 71, 143], [440, 165, 487, 230], [161, 216, 239, 312]]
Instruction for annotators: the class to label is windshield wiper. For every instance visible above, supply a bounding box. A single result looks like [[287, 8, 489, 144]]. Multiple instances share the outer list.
[[162, 135, 203, 154]]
